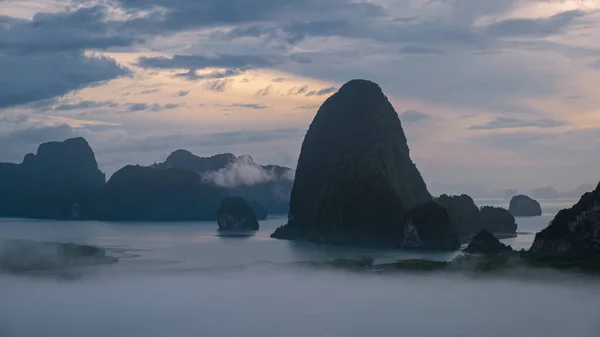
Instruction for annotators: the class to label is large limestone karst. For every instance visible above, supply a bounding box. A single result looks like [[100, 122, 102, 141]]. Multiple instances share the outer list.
[[271, 79, 458, 250], [154, 150, 293, 214], [530, 182, 600, 253], [436, 194, 518, 239], [0, 137, 106, 219]]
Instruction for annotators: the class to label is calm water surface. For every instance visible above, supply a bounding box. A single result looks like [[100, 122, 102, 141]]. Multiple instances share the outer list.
[[2, 198, 598, 337]]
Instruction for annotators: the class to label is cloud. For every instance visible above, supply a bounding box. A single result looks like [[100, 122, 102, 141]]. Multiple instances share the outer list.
[[400, 110, 431, 123], [255, 85, 273, 97], [305, 87, 336, 97], [202, 154, 292, 187], [140, 88, 160, 94], [468, 117, 568, 130], [294, 105, 320, 110], [176, 90, 190, 97], [163, 103, 179, 110], [205, 79, 232, 92], [288, 86, 308, 95], [0, 6, 138, 54], [174, 69, 243, 81], [272, 77, 285, 82], [0, 52, 130, 109], [137, 53, 276, 70], [222, 103, 269, 110], [127, 103, 149, 112], [399, 45, 446, 55], [485, 10, 585, 37], [54, 101, 120, 111], [127, 103, 179, 112], [114, 0, 384, 35]]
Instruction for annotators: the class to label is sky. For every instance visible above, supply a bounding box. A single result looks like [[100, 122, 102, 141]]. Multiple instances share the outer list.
[[0, 0, 599, 191]]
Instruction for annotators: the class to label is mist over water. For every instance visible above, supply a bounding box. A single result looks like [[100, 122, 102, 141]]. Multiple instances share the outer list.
[[1, 198, 598, 337], [2, 268, 600, 337]]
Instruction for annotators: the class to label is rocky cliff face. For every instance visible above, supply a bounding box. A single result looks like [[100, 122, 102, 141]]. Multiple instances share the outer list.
[[0, 137, 105, 191], [436, 194, 483, 237], [530, 182, 600, 253], [86, 165, 224, 221], [509, 195, 542, 217], [0, 137, 106, 219], [217, 197, 259, 230], [479, 206, 517, 234], [272, 79, 458, 250], [435, 194, 517, 238], [154, 150, 293, 214]]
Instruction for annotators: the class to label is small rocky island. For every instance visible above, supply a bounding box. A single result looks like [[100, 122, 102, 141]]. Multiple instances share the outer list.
[[436, 194, 517, 238], [217, 197, 260, 230], [271, 79, 458, 250], [509, 195, 542, 217], [0, 239, 117, 273], [463, 230, 513, 254]]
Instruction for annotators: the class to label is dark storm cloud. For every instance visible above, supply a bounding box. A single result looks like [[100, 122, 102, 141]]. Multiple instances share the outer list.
[[54, 101, 120, 111], [0, 7, 137, 54], [468, 117, 568, 130], [0, 6, 133, 110], [400, 110, 431, 123], [0, 52, 130, 109], [305, 87, 336, 97]]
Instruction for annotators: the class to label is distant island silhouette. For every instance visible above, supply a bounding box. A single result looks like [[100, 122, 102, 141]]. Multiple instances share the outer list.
[[0, 79, 598, 255]]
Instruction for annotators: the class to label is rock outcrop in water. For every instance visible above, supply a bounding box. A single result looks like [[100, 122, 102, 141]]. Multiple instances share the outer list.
[[0, 137, 105, 219], [271, 79, 458, 250], [436, 194, 517, 237], [480, 206, 517, 234], [509, 195, 542, 217], [530, 182, 600, 253], [436, 194, 483, 237], [0, 239, 117, 273], [154, 150, 293, 214], [463, 230, 512, 254], [217, 197, 260, 230]]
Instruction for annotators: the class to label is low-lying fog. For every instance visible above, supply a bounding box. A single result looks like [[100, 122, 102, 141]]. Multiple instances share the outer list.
[[1, 198, 598, 337], [2, 267, 600, 337]]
